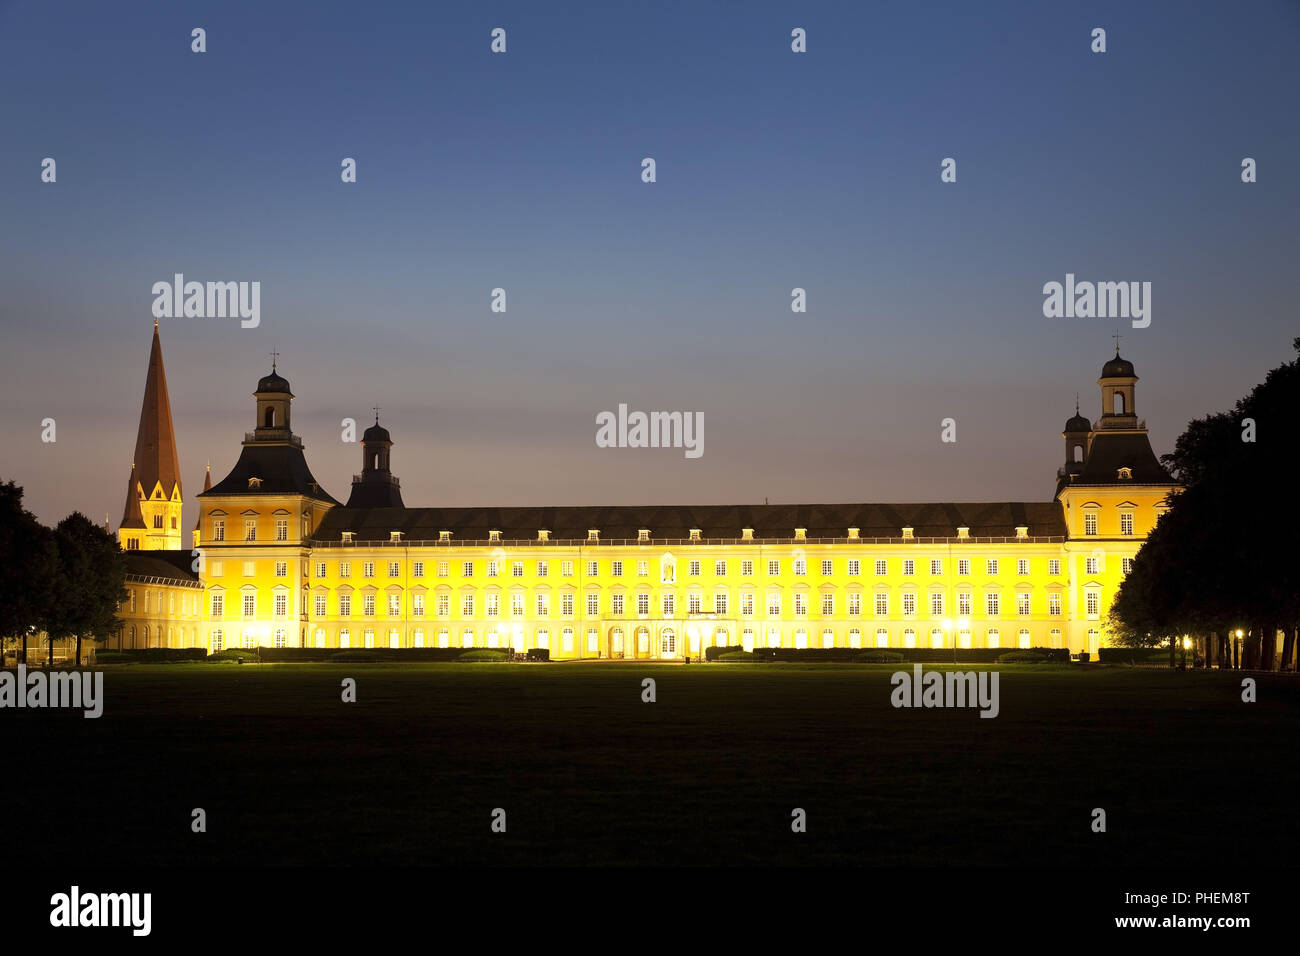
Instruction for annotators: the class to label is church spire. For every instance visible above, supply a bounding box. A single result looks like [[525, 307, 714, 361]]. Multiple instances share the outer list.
[[119, 324, 184, 550]]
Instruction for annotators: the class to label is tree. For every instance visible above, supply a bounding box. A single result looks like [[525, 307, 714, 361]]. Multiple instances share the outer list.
[[0, 481, 57, 664], [41, 512, 127, 667]]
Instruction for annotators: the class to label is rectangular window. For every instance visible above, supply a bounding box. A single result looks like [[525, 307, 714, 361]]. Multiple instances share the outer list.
[[902, 593, 916, 616], [243, 561, 255, 577], [388, 593, 401, 616], [821, 559, 833, 576], [537, 561, 548, 577], [487, 561, 499, 578], [902, 559, 914, 576], [715, 560, 727, 576], [587, 560, 599, 577], [637, 561, 649, 577], [612, 593, 625, 615], [339, 562, 351, 578], [437, 594, 449, 616], [930, 593, 943, 616], [986, 592, 1000, 616], [463, 561, 474, 577], [848, 593, 861, 616], [688, 560, 700, 577], [364, 594, 376, 617], [339, 594, 351, 616], [437, 561, 448, 577], [512, 561, 524, 578], [637, 594, 650, 615], [986, 559, 998, 576], [212, 519, 225, 542], [1084, 513, 1098, 536], [275, 561, 287, 577], [153, 514, 163, 529], [767, 594, 781, 616], [1086, 556, 1100, 574], [875, 593, 888, 616], [929, 559, 942, 576], [821, 593, 834, 615], [562, 561, 574, 577], [211, 594, 223, 617], [1048, 559, 1060, 576], [244, 519, 256, 542], [388, 561, 400, 577], [741, 592, 754, 615], [486, 594, 499, 617], [875, 559, 887, 576], [715, 591, 728, 615], [958, 592, 972, 616], [1086, 591, 1100, 616], [611, 560, 623, 577], [793, 559, 806, 575], [211, 561, 224, 577], [1120, 513, 1134, 535], [242, 593, 255, 617], [688, 593, 702, 614], [741, 560, 754, 577], [316, 562, 327, 578], [1017, 559, 1029, 576], [767, 560, 780, 576], [1048, 593, 1062, 616], [1122, 557, 1133, 574], [958, 558, 970, 576], [462, 594, 474, 616], [314, 594, 326, 617], [537, 594, 549, 616], [794, 593, 807, 616], [275, 519, 288, 541], [561, 593, 574, 616], [363, 562, 375, 579], [662, 594, 675, 616], [1017, 592, 1031, 616], [586, 593, 599, 615], [511, 593, 524, 616], [848, 559, 860, 576], [413, 594, 424, 617]]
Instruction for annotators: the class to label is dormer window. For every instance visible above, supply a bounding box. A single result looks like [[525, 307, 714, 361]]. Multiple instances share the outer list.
[[794, 528, 806, 541], [741, 528, 754, 541], [341, 531, 354, 545], [439, 530, 451, 543], [689, 529, 701, 542], [901, 526, 914, 540], [638, 529, 650, 543], [587, 529, 600, 542], [248, 477, 262, 490], [957, 526, 970, 540], [390, 531, 403, 542], [1015, 526, 1029, 539], [537, 530, 550, 542], [847, 527, 859, 539], [1117, 467, 1133, 480], [489, 530, 502, 543]]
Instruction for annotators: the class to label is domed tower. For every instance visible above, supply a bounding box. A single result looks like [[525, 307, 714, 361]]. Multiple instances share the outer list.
[[1059, 397, 1091, 480], [1097, 350, 1139, 430], [346, 411, 405, 508]]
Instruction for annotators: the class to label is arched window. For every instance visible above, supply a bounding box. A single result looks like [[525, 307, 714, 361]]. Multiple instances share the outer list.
[[1113, 392, 1125, 414], [265, 406, 275, 428], [610, 627, 624, 654]]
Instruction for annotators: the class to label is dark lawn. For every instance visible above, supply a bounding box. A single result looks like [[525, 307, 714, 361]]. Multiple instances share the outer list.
[[7, 663, 1296, 866]]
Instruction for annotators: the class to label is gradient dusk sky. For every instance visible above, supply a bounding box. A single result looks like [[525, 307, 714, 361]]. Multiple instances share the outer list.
[[1, 0, 1297, 532]]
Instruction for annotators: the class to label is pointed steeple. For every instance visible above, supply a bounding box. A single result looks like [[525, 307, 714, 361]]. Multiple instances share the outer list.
[[120, 463, 145, 529], [129, 323, 182, 501]]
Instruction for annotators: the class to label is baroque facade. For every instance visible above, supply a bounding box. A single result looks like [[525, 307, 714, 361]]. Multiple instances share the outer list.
[[116, 327, 1179, 658]]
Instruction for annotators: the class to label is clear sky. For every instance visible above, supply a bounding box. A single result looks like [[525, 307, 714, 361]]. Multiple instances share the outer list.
[[1, 0, 1297, 531]]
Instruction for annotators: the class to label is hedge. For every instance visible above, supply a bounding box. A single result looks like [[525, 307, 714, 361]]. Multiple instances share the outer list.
[[717, 651, 758, 662], [705, 645, 744, 662], [458, 649, 511, 662], [997, 650, 1047, 663], [92, 648, 206, 663], [742, 646, 1071, 664]]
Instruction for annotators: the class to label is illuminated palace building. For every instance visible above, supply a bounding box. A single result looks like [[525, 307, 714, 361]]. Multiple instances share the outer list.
[[116, 327, 1178, 658]]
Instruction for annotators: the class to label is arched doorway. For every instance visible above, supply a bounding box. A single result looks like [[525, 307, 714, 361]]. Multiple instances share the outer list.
[[610, 627, 624, 658], [660, 627, 677, 659]]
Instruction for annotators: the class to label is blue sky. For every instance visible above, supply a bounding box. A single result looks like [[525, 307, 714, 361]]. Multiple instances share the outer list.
[[1, 0, 1297, 529]]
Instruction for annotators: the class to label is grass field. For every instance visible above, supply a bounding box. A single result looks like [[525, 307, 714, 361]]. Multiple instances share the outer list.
[[7, 662, 1297, 867]]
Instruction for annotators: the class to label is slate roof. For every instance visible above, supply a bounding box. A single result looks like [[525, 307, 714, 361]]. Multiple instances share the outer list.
[[124, 550, 201, 585], [311, 500, 1068, 543], [121, 326, 181, 524], [201, 442, 341, 504], [1074, 432, 1174, 485]]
